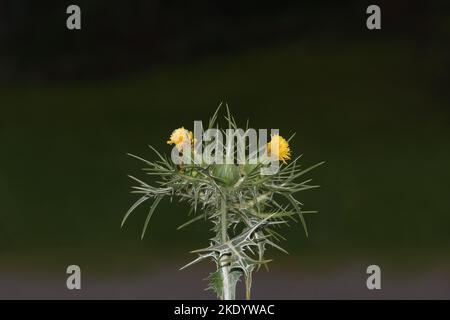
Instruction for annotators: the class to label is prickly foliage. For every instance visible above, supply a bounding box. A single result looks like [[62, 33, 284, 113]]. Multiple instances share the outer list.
[[123, 105, 323, 299]]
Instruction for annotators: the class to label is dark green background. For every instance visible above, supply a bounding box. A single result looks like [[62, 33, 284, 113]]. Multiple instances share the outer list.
[[0, 1, 449, 299]]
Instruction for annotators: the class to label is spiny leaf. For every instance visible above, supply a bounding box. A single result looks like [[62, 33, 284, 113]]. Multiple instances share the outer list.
[[205, 269, 223, 298], [127, 153, 154, 166], [127, 175, 151, 188], [284, 161, 325, 184], [148, 145, 170, 166], [177, 213, 206, 230], [208, 102, 223, 129], [121, 195, 149, 228], [284, 193, 308, 237], [141, 195, 163, 239], [180, 253, 215, 271], [206, 269, 242, 299]]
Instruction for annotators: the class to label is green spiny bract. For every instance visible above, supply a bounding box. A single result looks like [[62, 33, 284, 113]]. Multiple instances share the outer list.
[[123, 105, 324, 300]]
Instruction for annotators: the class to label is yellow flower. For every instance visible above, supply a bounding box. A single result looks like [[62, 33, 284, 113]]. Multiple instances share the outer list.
[[267, 134, 291, 164], [167, 127, 194, 151]]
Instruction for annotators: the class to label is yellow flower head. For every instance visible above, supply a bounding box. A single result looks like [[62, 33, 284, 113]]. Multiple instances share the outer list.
[[167, 127, 194, 151], [267, 134, 291, 164]]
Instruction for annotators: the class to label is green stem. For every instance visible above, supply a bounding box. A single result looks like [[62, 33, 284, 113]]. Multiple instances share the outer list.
[[245, 275, 252, 300], [221, 196, 228, 244], [219, 194, 234, 300]]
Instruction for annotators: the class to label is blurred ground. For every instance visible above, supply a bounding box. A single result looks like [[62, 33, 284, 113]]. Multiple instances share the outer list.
[[1, 258, 449, 299]]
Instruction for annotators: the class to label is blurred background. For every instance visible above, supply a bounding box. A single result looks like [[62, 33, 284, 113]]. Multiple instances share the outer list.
[[1, 0, 450, 299]]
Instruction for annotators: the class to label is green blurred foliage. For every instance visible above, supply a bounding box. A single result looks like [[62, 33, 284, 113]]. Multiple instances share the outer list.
[[1, 40, 449, 264]]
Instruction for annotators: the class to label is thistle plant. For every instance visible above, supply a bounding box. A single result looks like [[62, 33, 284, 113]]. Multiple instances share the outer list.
[[123, 105, 324, 300]]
